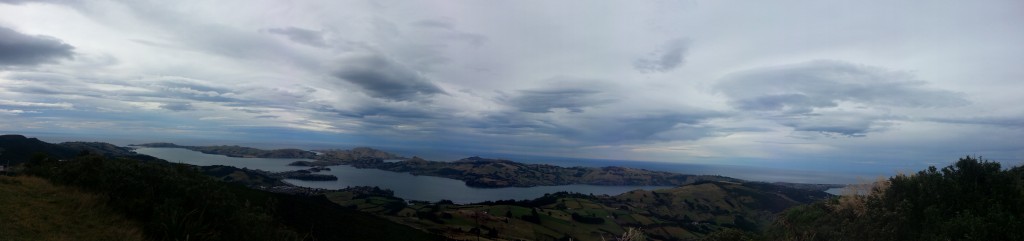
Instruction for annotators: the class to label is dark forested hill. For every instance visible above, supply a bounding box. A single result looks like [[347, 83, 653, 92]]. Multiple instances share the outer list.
[[0, 135, 78, 163], [3, 136, 441, 241], [758, 156, 1024, 241]]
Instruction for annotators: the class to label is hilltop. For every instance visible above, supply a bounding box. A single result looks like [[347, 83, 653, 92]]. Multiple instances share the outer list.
[[0, 135, 160, 164], [326, 180, 829, 241]]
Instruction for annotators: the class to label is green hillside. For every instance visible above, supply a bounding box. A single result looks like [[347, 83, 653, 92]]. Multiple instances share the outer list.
[[325, 180, 828, 241], [0, 175, 148, 241]]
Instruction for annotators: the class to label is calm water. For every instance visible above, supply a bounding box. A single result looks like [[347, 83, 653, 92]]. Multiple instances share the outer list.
[[134, 147, 309, 172], [134, 147, 669, 203], [825, 187, 844, 195]]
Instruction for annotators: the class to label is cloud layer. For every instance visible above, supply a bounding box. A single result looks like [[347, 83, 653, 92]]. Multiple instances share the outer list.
[[1, 0, 1022, 175]]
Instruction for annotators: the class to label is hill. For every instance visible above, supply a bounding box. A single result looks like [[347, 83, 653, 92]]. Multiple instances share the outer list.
[[132, 143, 318, 158], [0, 135, 78, 164], [0, 175, 148, 241], [760, 156, 1024, 241], [2, 136, 442, 241], [325, 180, 829, 241], [0, 135, 160, 165], [369, 156, 741, 188]]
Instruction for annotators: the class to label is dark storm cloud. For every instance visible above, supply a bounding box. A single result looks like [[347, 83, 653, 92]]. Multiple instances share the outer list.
[[333, 55, 445, 101], [266, 27, 327, 48], [0, 26, 74, 66], [715, 60, 968, 136], [634, 38, 689, 73], [505, 88, 615, 113]]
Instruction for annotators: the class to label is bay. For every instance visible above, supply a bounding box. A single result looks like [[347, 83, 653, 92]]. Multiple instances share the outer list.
[[133, 147, 669, 203]]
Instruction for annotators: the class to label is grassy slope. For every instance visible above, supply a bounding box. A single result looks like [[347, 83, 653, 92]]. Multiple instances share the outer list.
[[327, 181, 827, 241], [0, 176, 148, 241]]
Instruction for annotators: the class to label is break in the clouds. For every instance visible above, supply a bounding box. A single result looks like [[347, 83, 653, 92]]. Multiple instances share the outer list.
[[1, 0, 1023, 175], [0, 26, 73, 66]]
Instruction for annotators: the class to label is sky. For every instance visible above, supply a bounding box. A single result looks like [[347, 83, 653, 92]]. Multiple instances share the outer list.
[[1, 0, 1022, 175]]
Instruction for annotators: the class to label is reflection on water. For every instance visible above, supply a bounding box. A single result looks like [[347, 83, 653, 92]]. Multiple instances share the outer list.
[[134, 147, 669, 203]]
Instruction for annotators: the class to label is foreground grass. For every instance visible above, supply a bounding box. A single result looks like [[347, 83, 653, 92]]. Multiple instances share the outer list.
[[0, 175, 148, 241]]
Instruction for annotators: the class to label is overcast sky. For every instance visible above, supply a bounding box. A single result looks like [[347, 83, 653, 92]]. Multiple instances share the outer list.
[[1, 0, 1022, 174]]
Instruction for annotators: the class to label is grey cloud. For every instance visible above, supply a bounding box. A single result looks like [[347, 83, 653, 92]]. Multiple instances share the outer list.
[[152, 79, 238, 102], [505, 88, 614, 113], [0, 26, 74, 66], [410, 19, 486, 46], [160, 102, 194, 111], [333, 55, 445, 101], [470, 110, 722, 144], [313, 102, 445, 131], [412, 19, 454, 29], [717, 60, 968, 112], [0, 0, 66, 4], [715, 60, 968, 136], [566, 113, 716, 143], [928, 116, 1024, 129], [633, 38, 689, 73], [266, 27, 327, 48], [778, 116, 882, 137], [351, 105, 440, 119], [235, 108, 268, 114], [90, 2, 319, 68]]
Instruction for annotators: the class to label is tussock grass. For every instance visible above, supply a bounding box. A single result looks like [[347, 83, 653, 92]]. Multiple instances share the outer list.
[[0, 175, 148, 241]]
